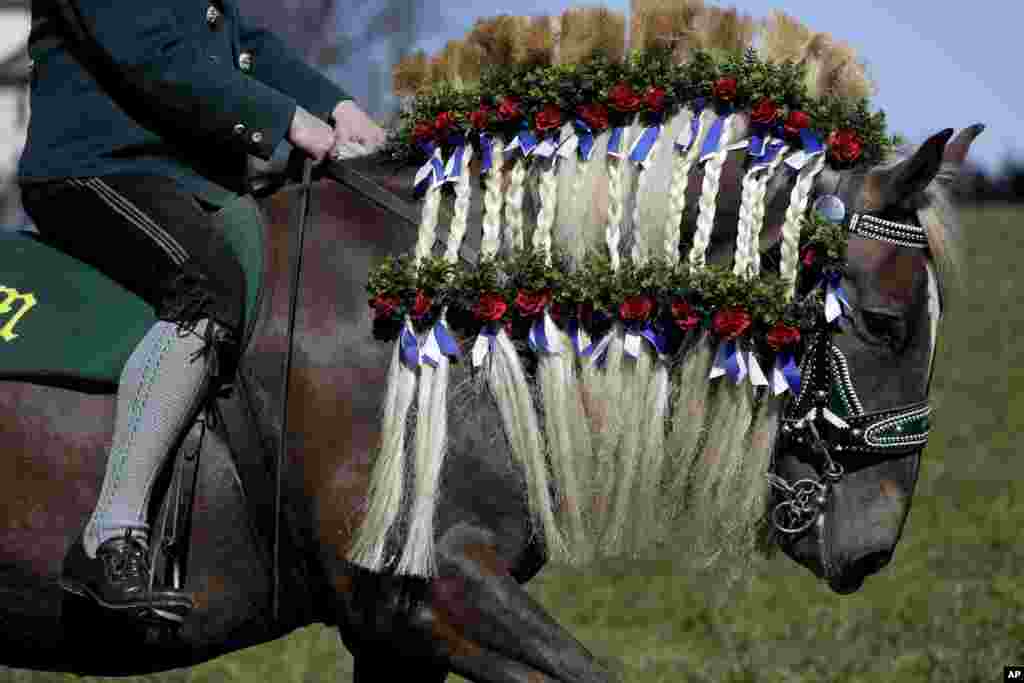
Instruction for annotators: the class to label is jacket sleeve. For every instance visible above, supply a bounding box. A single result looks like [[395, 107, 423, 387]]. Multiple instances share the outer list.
[[236, 16, 353, 124], [65, 0, 297, 160]]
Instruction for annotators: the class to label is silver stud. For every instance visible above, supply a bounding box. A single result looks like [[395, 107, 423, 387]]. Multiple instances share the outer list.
[[206, 5, 220, 26], [251, 131, 263, 144], [233, 123, 245, 135], [238, 52, 253, 73]]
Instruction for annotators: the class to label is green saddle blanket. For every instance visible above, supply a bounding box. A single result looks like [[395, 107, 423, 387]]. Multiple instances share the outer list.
[[0, 195, 265, 393]]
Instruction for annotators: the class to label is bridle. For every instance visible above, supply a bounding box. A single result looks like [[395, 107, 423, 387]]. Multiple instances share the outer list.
[[766, 183, 937, 537]]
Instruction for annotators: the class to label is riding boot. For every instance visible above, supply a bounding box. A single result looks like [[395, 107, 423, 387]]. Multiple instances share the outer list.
[[60, 530, 193, 624], [63, 318, 223, 621]]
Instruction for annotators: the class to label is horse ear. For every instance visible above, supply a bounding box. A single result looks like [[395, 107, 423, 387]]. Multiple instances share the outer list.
[[878, 128, 955, 207], [942, 123, 986, 167]]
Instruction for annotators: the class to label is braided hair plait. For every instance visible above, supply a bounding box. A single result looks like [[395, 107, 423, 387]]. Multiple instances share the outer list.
[[504, 156, 528, 252], [481, 137, 505, 259], [605, 136, 627, 272], [661, 107, 708, 265], [444, 146, 475, 263], [687, 114, 736, 269], [780, 152, 827, 299], [414, 178, 444, 264], [747, 145, 790, 277], [533, 156, 559, 264]]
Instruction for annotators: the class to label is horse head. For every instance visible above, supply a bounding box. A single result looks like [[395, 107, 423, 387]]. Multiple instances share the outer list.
[[768, 125, 983, 593]]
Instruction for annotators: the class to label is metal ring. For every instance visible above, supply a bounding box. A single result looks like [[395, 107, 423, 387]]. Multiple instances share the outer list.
[[772, 500, 818, 535]]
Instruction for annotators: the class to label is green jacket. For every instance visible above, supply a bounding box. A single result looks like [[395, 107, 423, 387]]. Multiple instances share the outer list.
[[18, 0, 351, 203]]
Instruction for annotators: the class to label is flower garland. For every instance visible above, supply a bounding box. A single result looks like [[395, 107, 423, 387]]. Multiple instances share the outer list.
[[384, 46, 897, 170], [367, 210, 849, 378]]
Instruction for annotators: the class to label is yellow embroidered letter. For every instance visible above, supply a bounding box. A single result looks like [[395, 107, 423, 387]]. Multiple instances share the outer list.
[[0, 285, 37, 342]]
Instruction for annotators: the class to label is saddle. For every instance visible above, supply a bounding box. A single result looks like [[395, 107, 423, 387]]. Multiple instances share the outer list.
[[0, 194, 265, 391]]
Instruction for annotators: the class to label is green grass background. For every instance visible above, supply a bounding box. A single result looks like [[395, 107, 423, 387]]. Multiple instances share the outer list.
[[3, 205, 1022, 682]]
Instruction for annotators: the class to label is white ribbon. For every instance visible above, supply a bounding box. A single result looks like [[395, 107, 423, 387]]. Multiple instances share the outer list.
[[471, 333, 490, 368], [747, 350, 769, 388], [414, 146, 444, 190], [557, 134, 579, 159]]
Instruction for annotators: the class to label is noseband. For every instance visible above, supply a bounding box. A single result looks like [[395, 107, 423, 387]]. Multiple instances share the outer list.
[[767, 202, 934, 536]]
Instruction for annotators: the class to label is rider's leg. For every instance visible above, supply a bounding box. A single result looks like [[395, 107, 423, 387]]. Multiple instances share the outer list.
[[82, 317, 217, 558]]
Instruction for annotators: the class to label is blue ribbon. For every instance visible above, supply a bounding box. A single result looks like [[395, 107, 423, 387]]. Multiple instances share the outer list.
[[435, 320, 460, 359], [480, 133, 494, 173], [800, 128, 824, 155], [626, 320, 669, 356], [572, 119, 596, 161], [700, 105, 733, 158], [413, 142, 445, 198], [777, 351, 802, 397], [715, 339, 743, 382], [608, 126, 625, 156], [823, 271, 851, 323], [443, 135, 468, 183], [628, 123, 662, 165], [400, 323, 419, 370], [516, 123, 538, 157], [528, 316, 551, 354]]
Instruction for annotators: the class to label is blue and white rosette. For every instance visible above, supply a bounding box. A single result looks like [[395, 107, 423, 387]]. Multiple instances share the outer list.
[[771, 351, 802, 397], [567, 317, 592, 357], [413, 142, 445, 197], [399, 319, 420, 370], [582, 330, 614, 369], [442, 134, 470, 184], [674, 98, 706, 153], [470, 322, 500, 368], [479, 132, 495, 174], [527, 311, 563, 354], [623, 319, 669, 360], [627, 113, 663, 168], [822, 271, 851, 323], [564, 119, 597, 162], [606, 125, 628, 159], [419, 318, 461, 368], [504, 123, 538, 158], [709, 338, 747, 383]]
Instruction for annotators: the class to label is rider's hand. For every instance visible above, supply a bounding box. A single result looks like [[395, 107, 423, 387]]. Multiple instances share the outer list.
[[330, 100, 386, 155], [287, 105, 336, 164]]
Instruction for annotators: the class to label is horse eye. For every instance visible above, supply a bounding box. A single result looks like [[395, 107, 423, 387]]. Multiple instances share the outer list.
[[860, 309, 906, 346]]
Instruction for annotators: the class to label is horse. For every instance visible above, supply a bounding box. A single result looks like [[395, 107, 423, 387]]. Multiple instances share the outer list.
[[0, 120, 982, 682]]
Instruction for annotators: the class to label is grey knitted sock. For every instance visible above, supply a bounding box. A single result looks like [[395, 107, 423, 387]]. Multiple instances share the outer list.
[[83, 319, 214, 558]]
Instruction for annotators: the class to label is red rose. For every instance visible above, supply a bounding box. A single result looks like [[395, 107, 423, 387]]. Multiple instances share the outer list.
[[470, 106, 492, 130], [577, 102, 609, 131], [514, 289, 551, 316], [670, 299, 700, 331], [434, 111, 454, 134], [497, 97, 521, 122], [713, 77, 738, 102], [827, 128, 863, 164], [644, 87, 667, 112], [784, 110, 811, 137], [473, 292, 508, 322], [619, 295, 654, 321], [608, 82, 642, 113], [802, 247, 817, 267], [370, 294, 400, 319], [411, 290, 432, 318], [711, 308, 752, 340], [766, 322, 801, 352], [750, 98, 778, 125], [535, 104, 563, 132], [412, 121, 434, 143]]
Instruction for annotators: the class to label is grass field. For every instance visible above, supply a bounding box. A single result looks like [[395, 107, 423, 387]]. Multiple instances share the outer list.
[[3, 205, 1022, 682]]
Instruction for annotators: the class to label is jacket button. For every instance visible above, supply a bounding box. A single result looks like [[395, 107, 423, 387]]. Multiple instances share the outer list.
[[206, 5, 220, 27], [251, 131, 263, 144], [238, 52, 252, 73], [233, 124, 246, 135]]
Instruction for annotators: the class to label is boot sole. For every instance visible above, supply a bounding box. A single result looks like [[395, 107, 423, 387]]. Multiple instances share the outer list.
[[59, 578, 191, 625]]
